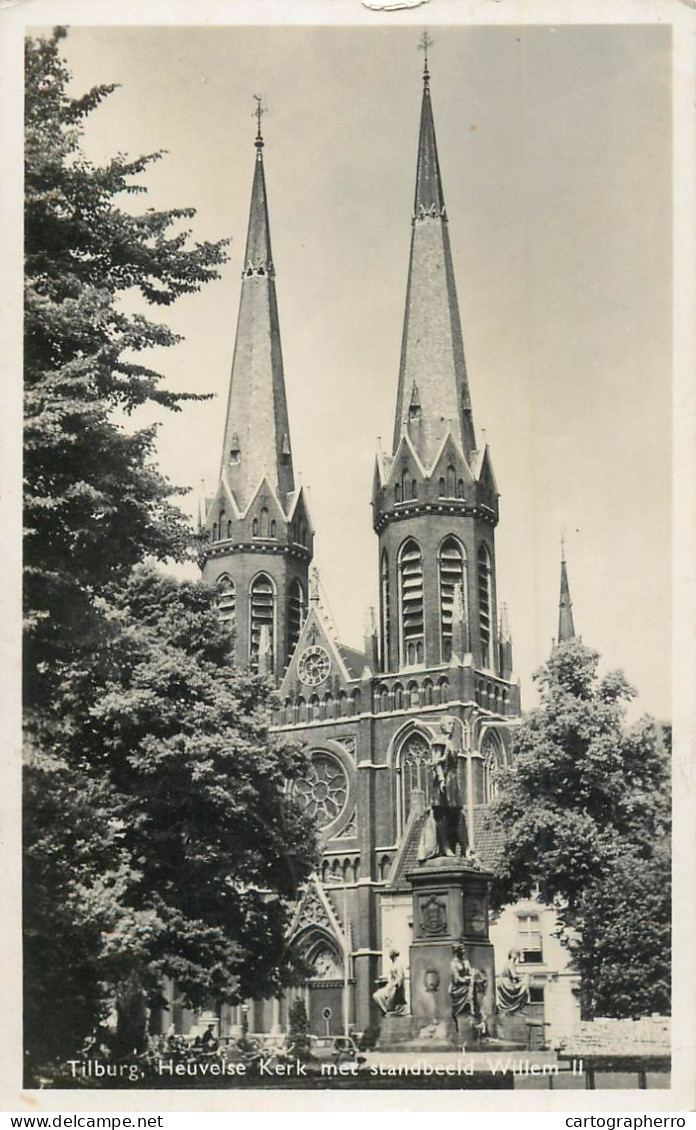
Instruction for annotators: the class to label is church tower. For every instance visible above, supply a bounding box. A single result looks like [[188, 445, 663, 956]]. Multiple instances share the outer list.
[[372, 52, 505, 679], [200, 106, 312, 679]]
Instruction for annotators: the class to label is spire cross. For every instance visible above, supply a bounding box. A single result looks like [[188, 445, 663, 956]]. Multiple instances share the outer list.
[[252, 94, 266, 147], [561, 528, 566, 561], [418, 31, 433, 83]]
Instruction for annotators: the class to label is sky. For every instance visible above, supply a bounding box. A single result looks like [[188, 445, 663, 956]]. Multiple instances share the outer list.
[[33, 20, 672, 719]]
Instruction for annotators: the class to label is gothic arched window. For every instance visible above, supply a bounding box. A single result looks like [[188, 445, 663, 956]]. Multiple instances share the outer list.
[[398, 539, 424, 667], [398, 731, 431, 827], [288, 579, 306, 658], [260, 507, 269, 537], [216, 574, 236, 627], [447, 464, 456, 497], [439, 537, 466, 662], [401, 468, 410, 500], [249, 573, 275, 672], [481, 733, 506, 804], [478, 543, 493, 668]]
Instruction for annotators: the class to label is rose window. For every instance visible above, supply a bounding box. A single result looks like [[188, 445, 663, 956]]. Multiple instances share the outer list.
[[295, 753, 348, 828]]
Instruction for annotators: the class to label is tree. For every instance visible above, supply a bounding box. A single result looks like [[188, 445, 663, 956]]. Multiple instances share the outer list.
[[24, 27, 228, 701], [24, 568, 318, 1077], [23, 31, 318, 1080], [488, 638, 671, 1018]]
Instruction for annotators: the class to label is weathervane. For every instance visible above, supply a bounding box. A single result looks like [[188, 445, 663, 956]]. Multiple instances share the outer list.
[[252, 94, 266, 147], [419, 30, 433, 83]]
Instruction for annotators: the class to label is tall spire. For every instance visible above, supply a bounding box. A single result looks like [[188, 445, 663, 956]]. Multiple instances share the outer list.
[[219, 100, 295, 511], [392, 43, 477, 467], [558, 543, 576, 642]]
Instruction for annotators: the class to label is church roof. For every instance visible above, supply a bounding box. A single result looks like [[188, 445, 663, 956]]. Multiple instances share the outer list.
[[337, 644, 369, 681], [217, 124, 296, 514], [392, 65, 478, 469]]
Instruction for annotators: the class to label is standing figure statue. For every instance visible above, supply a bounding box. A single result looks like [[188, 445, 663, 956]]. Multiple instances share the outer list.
[[448, 944, 487, 1037], [417, 716, 470, 861], [373, 948, 407, 1016]]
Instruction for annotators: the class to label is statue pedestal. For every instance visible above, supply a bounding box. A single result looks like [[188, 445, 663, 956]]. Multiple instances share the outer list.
[[406, 858, 495, 1051]]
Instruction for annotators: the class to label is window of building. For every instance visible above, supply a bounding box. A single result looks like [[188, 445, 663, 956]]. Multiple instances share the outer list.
[[518, 914, 543, 964], [398, 539, 424, 666], [447, 464, 456, 496], [401, 468, 410, 500], [216, 575, 236, 626], [288, 579, 305, 657], [439, 537, 466, 662], [399, 732, 431, 827], [249, 573, 275, 672], [478, 543, 493, 668], [481, 733, 504, 803], [260, 507, 269, 537]]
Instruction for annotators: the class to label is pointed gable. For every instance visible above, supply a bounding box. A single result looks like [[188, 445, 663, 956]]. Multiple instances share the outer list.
[[280, 603, 361, 698], [288, 874, 348, 950]]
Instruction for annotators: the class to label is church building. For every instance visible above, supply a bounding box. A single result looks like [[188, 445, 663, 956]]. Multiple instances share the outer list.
[[198, 53, 577, 1045]]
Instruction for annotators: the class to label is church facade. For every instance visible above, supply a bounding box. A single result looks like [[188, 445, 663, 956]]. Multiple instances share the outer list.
[[198, 59, 578, 1045]]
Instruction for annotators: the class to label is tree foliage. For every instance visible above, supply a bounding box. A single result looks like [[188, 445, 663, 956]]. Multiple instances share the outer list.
[[25, 568, 318, 1076], [24, 27, 228, 699], [23, 31, 318, 1080], [488, 638, 671, 1018]]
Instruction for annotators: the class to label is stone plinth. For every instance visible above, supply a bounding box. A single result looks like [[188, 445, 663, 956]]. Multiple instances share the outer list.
[[407, 858, 495, 1050]]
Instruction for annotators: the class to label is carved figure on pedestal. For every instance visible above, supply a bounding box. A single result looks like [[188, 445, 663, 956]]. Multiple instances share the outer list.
[[417, 716, 471, 861], [448, 944, 487, 1037], [373, 948, 407, 1016], [496, 948, 530, 1013]]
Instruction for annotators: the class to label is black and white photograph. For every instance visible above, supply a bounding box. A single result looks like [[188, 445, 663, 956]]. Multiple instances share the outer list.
[[4, 0, 696, 1117]]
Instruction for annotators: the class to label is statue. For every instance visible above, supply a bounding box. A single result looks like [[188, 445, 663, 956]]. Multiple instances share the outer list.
[[448, 943, 487, 1036], [417, 716, 471, 861], [496, 948, 530, 1014], [373, 948, 407, 1016]]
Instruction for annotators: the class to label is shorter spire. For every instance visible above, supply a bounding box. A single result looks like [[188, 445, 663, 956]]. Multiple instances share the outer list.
[[558, 545, 576, 642]]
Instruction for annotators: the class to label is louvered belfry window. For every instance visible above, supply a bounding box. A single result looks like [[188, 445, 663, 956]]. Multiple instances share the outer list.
[[249, 573, 275, 671], [288, 579, 305, 658], [439, 537, 465, 661], [478, 543, 492, 668], [399, 539, 424, 666], [216, 575, 236, 625]]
